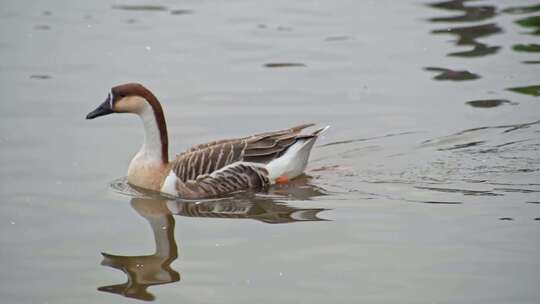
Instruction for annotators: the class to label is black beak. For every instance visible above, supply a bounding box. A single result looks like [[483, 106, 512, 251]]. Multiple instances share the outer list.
[[86, 95, 113, 120]]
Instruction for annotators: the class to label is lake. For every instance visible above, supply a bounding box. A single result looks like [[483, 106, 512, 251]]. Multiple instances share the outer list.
[[1, 0, 539, 303]]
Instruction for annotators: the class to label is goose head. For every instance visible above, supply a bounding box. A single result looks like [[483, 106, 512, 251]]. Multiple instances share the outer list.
[[86, 83, 161, 119], [86, 83, 169, 169]]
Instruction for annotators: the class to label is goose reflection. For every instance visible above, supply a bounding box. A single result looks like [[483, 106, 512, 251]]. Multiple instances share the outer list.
[[99, 176, 329, 301], [98, 198, 179, 301]]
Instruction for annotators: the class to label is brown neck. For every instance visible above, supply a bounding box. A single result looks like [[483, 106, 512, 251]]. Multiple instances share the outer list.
[[146, 96, 169, 164], [111, 83, 169, 164]]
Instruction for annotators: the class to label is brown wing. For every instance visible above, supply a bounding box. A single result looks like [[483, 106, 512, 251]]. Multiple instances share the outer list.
[[171, 124, 315, 182], [174, 163, 270, 199]]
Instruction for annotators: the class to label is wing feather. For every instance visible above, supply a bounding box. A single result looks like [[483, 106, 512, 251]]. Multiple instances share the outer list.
[[174, 163, 270, 199], [172, 124, 316, 182]]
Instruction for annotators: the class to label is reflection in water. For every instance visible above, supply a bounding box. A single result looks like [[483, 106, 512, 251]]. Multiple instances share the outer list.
[[514, 15, 540, 35], [170, 9, 194, 16], [112, 4, 194, 16], [431, 23, 501, 57], [513, 43, 540, 52], [507, 85, 540, 97], [112, 5, 168, 11], [502, 4, 540, 15], [98, 199, 179, 301], [465, 99, 514, 108], [427, 0, 495, 23], [29, 74, 52, 80], [100, 178, 328, 301], [427, 0, 501, 58], [263, 63, 306, 68], [424, 67, 480, 81], [507, 3, 540, 63]]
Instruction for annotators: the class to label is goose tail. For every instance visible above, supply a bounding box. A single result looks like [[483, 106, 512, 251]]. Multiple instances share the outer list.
[[266, 125, 330, 182]]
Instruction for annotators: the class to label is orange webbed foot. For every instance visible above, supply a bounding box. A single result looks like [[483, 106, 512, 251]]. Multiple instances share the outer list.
[[275, 175, 289, 184]]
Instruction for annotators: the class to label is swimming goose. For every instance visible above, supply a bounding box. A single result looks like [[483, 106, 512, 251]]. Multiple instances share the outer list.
[[86, 83, 328, 199]]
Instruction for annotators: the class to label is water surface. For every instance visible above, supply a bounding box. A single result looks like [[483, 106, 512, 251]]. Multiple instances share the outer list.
[[1, 0, 539, 303]]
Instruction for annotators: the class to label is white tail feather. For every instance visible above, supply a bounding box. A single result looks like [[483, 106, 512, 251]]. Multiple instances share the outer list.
[[266, 125, 329, 182]]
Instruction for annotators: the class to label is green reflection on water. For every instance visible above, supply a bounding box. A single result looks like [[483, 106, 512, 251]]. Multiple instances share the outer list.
[[515, 15, 540, 35], [513, 43, 540, 52], [507, 85, 540, 97], [424, 67, 480, 81], [502, 4, 540, 14]]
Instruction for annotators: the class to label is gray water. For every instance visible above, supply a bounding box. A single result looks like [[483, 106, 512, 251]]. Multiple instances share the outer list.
[[1, 0, 540, 303]]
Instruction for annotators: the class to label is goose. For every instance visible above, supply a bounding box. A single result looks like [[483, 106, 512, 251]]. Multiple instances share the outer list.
[[86, 83, 329, 199]]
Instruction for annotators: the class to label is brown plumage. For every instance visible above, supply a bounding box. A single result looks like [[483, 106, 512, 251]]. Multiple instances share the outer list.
[[169, 124, 318, 198], [174, 163, 270, 199]]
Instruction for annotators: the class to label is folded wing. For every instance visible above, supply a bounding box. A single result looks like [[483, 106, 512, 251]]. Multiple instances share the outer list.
[[171, 124, 316, 182], [174, 162, 269, 199]]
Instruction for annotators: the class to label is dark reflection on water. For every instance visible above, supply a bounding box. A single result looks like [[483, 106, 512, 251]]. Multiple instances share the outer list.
[[502, 4, 540, 15], [515, 15, 540, 35], [263, 63, 306, 68], [111, 4, 193, 16], [29, 74, 52, 80], [425, 0, 540, 109], [112, 5, 168, 11], [427, 0, 501, 57], [507, 85, 540, 97], [101, 178, 328, 301], [513, 43, 540, 52], [170, 9, 194, 16], [437, 140, 486, 151], [499, 217, 513, 221], [505, 3, 540, 71], [414, 200, 462, 204], [427, 0, 495, 23], [424, 67, 480, 81], [465, 99, 514, 108], [431, 23, 501, 57]]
